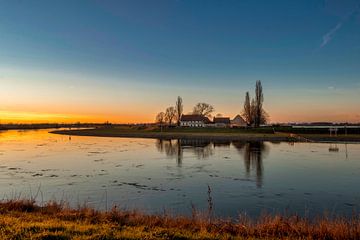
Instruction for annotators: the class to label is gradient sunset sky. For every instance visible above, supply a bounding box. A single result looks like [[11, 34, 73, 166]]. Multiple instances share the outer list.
[[1, 0, 360, 123]]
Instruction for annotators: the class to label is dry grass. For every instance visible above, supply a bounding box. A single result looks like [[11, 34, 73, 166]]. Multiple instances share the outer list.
[[0, 200, 360, 239]]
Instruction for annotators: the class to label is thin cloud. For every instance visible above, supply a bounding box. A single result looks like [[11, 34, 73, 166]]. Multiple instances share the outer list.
[[320, 4, 360, 48], [321, 22, 343, 47]]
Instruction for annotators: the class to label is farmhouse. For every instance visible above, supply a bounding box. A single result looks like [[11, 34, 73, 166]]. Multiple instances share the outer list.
[[180, 114, 247, 128], [231, 115, 247, 127], [213, 117, 231, 127], [180, 114, 211, 127]]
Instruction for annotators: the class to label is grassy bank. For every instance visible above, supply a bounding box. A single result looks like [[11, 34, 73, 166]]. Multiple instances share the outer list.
[[0, 200, 359, 239], [51, 126, 360, 143], [51, 126, 295, 142]]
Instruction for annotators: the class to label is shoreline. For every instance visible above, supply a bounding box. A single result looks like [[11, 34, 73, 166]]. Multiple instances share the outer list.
[[51, 128, 360, 143]]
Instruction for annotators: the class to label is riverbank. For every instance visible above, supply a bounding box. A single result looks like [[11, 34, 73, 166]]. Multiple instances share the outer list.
[[51, 127, 360, 143], [0, 199, 359, 240]]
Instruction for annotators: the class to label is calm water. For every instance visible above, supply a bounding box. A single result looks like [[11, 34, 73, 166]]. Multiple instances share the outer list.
[[0, 129, 359, 218]]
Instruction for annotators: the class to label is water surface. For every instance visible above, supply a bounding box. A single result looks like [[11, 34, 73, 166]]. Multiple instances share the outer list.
[[0, 129, 359, 218]]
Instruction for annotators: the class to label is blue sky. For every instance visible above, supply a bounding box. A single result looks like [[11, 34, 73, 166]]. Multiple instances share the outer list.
[[0, 0, 360, 123]]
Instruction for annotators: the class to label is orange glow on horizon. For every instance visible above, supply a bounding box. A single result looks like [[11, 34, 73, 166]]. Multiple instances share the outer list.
[[0, 110, 152, 124], [1, 109, 359, 124]]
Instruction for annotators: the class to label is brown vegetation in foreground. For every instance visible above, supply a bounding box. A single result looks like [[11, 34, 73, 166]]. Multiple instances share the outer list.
[[0, 200, 360, 239]]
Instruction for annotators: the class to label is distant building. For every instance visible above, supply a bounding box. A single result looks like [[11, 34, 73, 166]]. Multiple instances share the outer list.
[[180, 114, 211, 127], [230, 115, 247, 127], [213, 117, 231, 128], [180, 114, 247, 128]]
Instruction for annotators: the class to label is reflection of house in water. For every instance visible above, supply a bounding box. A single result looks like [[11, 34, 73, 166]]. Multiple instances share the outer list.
[[155, 139, 213, 166], [156, 139, 268, 188], [180, 139, 212, 148], [179, 139, 213, 160], [232, 141, 268, 188], [212, 140, 231, 148], [329, 144, 339, 152]]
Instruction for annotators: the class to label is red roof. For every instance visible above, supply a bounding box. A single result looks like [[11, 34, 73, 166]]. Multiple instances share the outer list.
[[180, 114, 211, 123]]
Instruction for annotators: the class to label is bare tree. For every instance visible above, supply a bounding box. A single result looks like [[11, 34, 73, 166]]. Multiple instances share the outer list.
[[192, 103, 214, 117], [242, 91, 253, 126], [165, 107, 176, 125], [175, 96, 183, 126], [260, 109, 269, 125], [254, 80, 268, 127], [251, 98, 257, 124], [156, 112, 165, 131], [156, 112, 165, 124]]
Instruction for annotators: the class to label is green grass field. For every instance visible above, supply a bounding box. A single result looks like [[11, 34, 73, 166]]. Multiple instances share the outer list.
[[51, 126, 296, 143], [51, 126, 360, 143]]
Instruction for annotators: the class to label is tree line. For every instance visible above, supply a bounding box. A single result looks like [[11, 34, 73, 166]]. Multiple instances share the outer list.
[[155, 80, 268, 127]]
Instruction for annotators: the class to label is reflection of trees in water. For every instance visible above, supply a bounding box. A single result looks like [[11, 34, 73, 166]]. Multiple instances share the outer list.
[[232, 141, 269, 188], [155, 139, 164, 152], [156, 139, 269, 188], [155, 139, 182, 166]]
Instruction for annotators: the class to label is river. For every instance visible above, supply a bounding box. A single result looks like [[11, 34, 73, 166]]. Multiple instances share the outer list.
[[0, 129, 359, 218]]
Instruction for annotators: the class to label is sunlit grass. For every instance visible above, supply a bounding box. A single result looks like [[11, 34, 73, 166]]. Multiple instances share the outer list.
[[1, 199, 359, 239]]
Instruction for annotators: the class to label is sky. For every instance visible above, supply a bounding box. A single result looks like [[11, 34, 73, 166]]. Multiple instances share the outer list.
[[1, 0, 360, 124]]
